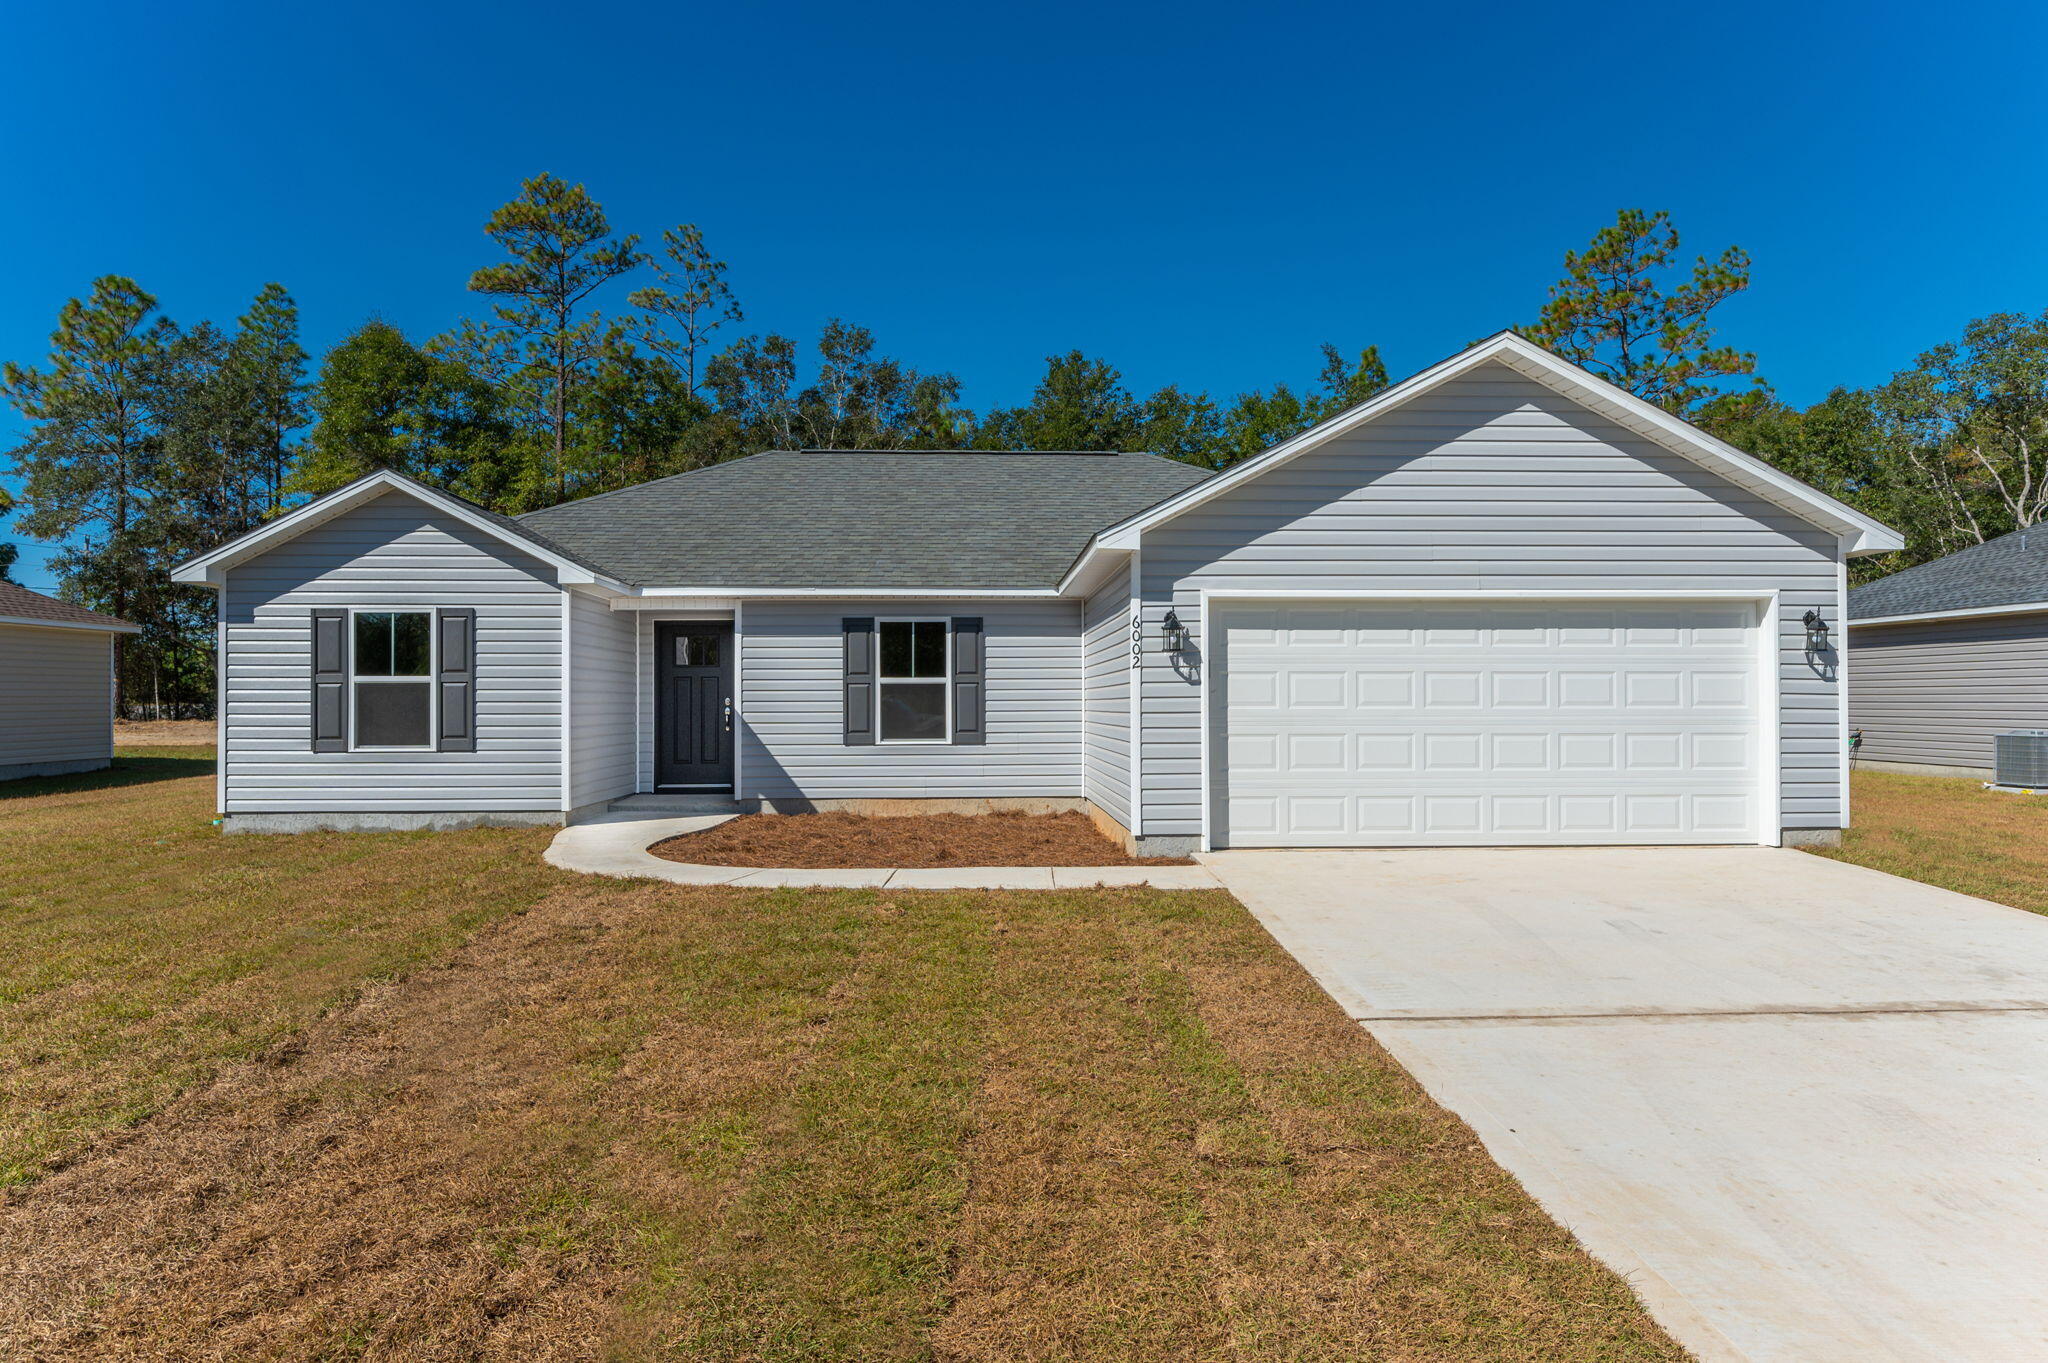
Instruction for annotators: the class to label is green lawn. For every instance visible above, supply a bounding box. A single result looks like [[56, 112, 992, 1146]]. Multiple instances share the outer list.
[[0, 750, 1682, 1361], [1813, 768, 2048, 914]]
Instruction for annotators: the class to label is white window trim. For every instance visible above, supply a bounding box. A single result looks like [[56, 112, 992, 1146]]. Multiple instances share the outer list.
[[875, 616, 952, 745], [347, 606, 439, 753]]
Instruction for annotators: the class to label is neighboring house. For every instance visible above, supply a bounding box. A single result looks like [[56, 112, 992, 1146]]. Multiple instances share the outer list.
[[173, 333, 1901, 849], [1847, 525, 2048, 777], [0, 581, 140, 781]]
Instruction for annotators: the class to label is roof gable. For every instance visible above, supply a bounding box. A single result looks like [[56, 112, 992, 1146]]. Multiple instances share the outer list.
[[170, 471, 622, 590], [1092, 332, 1903, 557]]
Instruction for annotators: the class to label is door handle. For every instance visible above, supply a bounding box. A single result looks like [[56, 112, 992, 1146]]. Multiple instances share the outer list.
[[723, 696, 733, 732]]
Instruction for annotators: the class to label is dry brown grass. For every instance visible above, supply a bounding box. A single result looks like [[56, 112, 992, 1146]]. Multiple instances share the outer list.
[[111, 719, 215, 745], [0, 750, 1685, 1361], [0, 746, 562, 1185], [653, 809, 1192, 868], [1812, 768, 2048, 914]]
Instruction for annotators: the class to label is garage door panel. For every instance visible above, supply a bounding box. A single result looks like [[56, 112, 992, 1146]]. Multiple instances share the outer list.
[[1221, 724, 1751, 780], [1216, 599, 1763, 847]]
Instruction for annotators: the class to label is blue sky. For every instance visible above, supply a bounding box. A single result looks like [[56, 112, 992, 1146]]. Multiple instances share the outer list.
[[5, 0, 2044, 592]]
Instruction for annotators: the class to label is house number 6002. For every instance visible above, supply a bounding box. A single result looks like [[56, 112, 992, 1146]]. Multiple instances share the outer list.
[[1130, 611, 1143, 669]]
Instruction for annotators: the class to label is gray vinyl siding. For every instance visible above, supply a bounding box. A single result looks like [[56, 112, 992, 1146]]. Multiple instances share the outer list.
[[568, 590, 637, 808], [219, 490, 564, 813], [1082, 563, 1133, 828], [0, 625, 113, 770], [739, 599, 1084, 799], [1139, 362, 1845, 839], [1848, 611, 2048, 773]]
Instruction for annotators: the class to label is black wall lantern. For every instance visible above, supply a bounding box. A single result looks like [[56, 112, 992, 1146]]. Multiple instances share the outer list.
[[1802, 609, 1831, 652], [1162, 608, 1189, 654]]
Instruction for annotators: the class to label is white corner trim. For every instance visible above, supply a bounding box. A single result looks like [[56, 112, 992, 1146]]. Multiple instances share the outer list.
[[560, 593, 575, 813], [1760, 591, 1784, 847], [1092, 332, 1904, 557], [1197, 588, 1212, 852], [635, 612, 648, 793], [1848, 600, 2048, 628], [214, 618, 226, 815], [733, 599, 746, 801], [169, 470, 627, 592], [1128, 548, 1143, 838], [1836, 546, 1851, 830]]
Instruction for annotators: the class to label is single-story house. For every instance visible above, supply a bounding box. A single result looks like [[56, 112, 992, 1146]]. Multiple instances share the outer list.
[[1847, 525, 2048, 777], [172, 332, 1902, 850], [0, 580, 140, 781]]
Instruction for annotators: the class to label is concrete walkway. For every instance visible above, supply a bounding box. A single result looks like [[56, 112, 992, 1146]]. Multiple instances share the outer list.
[[544, 809, 1223, 889], [1200, 845, 2048, 1363]]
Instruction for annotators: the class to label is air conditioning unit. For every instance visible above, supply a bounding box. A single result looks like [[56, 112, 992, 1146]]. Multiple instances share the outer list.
[[1993, 731, 2048, 789]]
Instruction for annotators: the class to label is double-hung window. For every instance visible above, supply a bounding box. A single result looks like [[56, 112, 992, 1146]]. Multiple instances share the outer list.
[[352, 610, 434, 749], [876, 618, 949, 742]]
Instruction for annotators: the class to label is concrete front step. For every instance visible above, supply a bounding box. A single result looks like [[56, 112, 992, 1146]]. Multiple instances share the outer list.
[[606, 792, 749, 816]]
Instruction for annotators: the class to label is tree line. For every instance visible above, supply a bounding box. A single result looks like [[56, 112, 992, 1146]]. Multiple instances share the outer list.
[[6, 181, 2047, 715]]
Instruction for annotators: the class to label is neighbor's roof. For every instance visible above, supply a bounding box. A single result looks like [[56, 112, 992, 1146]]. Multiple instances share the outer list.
[[517, 450, 1213, 590], [0, 580, 139, 633], [1850, 524, 2048, 622]]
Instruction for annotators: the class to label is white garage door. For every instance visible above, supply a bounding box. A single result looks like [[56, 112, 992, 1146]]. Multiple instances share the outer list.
[[1215, 600, 1764, 847]]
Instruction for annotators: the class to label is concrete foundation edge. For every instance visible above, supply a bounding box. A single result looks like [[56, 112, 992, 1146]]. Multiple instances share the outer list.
[[1781, 827, 1844, 849], [755, 795, 1092, 817], [0, 757, 112, 782], [1855, 759, 1993, 779], [224, 810, 565, 834]]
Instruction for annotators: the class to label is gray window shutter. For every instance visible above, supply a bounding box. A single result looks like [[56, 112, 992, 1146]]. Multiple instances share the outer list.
[[310, 609, 348, 752], [951, 616, 985, 745], [438, 609, 477, 752], [843, 617, 875, 745]]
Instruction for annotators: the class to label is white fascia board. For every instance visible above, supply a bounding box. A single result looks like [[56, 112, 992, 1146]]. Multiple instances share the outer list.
[[618, 586, 1061, 600], [609, 595, 743, 613], [1091, 332, 1906, 557], [1053, 540, 1133, 598], [168, 470, 628, 591], [0, 615, 143, 635], [1848, 601, 2048, 628]]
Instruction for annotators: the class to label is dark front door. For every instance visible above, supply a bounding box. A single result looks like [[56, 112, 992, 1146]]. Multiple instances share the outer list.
[[655, 622, 734, 789]]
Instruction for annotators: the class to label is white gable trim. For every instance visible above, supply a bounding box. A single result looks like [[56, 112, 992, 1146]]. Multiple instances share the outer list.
[[0, 613, 141, 635], [169, 470, 624, 591], [1088, 332, 1905, 558], [1849, 601, 2048, 628]]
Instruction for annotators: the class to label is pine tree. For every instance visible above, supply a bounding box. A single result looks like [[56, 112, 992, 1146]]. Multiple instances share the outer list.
[[1523, 209, 1761, 416], [629, 225, 742, 395], [0, 488, 16, 583], [2, 276, 172, 703], [467, 174, 644, 501], [231, 284, 308, 515]]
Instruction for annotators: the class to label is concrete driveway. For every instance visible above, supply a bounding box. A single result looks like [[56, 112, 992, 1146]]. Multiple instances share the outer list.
[[1201, 846, 2048, 1363]]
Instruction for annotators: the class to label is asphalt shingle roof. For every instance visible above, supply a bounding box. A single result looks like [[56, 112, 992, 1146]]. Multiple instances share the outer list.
[[435, 488, 622, 581], [1849, 524, 2048, 620], [515, 449, 1213, 590], [0, 580, 135, 631]]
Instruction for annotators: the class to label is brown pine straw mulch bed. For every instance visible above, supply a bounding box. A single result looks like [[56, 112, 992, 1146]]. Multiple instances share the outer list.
[[650, 810, 1194, 868]]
